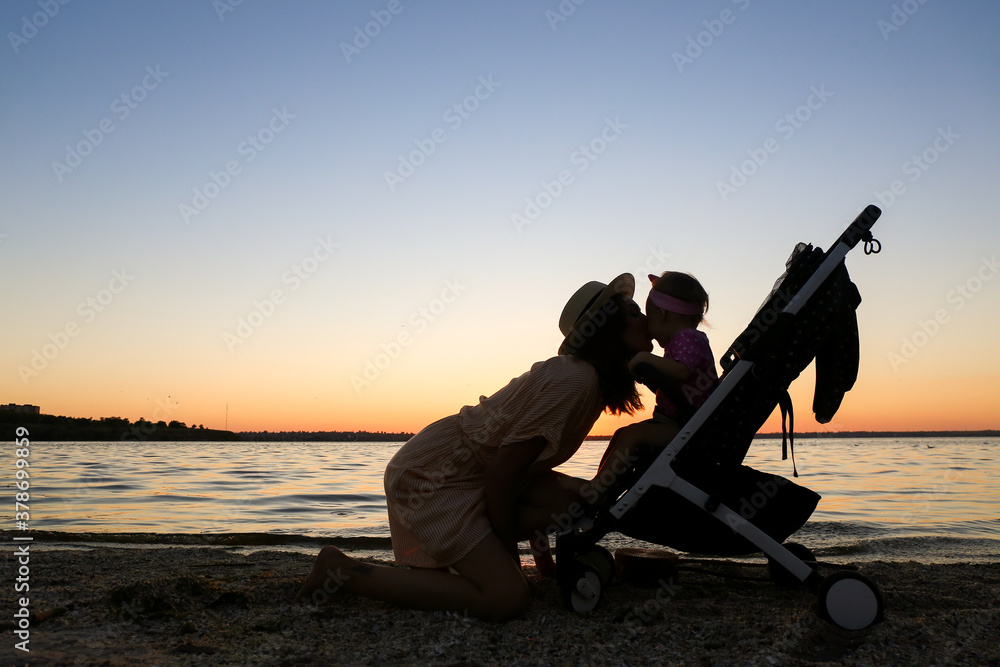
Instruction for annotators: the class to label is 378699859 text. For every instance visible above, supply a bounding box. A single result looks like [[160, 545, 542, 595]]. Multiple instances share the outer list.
[[13, 426, 32, 653]]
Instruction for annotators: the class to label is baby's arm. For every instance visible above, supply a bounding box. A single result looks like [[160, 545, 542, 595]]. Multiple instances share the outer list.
[[628, 351, 692, 383]]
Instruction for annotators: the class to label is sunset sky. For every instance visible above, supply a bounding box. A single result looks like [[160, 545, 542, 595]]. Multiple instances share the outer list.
[[2, 1, 998, 436]]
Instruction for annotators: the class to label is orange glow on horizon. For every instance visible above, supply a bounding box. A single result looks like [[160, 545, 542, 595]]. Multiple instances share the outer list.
[[30, 375, 999, 437], [16, 352, 998, 436]]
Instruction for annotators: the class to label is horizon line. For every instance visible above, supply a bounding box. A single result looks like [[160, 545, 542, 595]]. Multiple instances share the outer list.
[[3, 410, 997, 440]]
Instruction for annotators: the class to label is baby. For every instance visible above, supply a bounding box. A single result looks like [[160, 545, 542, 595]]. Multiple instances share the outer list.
[[589, 271, 719, 495], [633, 271, 719, 423]]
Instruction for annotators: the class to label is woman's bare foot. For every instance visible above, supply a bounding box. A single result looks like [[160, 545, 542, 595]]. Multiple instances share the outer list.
[[295, 545, 353, 604]]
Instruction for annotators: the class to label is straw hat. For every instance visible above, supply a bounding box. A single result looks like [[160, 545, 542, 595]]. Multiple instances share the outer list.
[[558, 273, 635, 354]]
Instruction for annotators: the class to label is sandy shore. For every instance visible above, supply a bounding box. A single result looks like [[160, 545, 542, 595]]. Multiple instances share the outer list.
[[5, 545, 998, 666]]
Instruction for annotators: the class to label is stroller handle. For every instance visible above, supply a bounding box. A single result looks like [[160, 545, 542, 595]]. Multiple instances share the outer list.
[[832, 204, 881, 252]]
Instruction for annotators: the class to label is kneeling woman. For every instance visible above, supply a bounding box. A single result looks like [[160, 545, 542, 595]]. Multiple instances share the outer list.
[[296, 274, 651, 620]]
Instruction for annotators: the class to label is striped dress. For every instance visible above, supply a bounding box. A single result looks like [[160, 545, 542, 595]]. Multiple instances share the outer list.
[[383, 355, 604, 568]]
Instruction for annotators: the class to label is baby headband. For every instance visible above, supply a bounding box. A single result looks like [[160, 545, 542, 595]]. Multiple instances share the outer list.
[[647, 274, 705, 316]]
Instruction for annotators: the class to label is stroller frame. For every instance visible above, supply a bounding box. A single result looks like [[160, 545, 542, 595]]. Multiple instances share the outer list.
[[556, 205, 885, 631]]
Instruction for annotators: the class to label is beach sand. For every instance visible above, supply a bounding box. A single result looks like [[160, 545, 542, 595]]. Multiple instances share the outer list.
[[6, 545, 998, 666]]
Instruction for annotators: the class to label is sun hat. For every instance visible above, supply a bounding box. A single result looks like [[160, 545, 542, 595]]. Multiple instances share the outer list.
[[558, 273, 635, 354]]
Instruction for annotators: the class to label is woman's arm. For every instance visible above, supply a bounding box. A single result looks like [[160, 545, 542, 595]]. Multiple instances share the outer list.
[[485, 436, 547, 556]]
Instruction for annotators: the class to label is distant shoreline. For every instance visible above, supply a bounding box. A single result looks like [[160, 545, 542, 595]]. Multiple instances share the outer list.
[[588, 430, 1000, 440], [0, 412, 412, 442], [724, 429, 997, 439], [3, 412, 996, 442], [752, 430, 1000, 439]]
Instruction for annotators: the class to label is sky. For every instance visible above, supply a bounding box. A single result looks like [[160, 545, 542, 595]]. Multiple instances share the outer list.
[[2, 0, 998, 436]]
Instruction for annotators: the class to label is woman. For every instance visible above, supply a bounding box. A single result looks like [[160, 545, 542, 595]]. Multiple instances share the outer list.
[[296, 273, 652, 620]]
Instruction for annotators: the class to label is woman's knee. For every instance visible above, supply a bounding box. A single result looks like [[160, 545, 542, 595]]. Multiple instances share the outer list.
[[478, 576, 529, 621], [453, 537, 531, 621]]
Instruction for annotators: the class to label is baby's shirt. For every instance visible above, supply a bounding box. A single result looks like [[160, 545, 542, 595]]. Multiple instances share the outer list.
[[654, 328, 720, 419]]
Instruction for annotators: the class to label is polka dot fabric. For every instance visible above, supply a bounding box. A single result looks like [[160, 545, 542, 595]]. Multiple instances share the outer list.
[[655, 329, 720, 417]]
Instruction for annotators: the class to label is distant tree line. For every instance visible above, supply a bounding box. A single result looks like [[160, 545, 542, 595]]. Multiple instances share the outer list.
[[753, 430, 999, 439], [1, 411, 414, 442], [1, 412, 239, 441], [7, 410, 990, 443]]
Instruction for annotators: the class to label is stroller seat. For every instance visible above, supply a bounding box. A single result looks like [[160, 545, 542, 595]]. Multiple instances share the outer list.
[[555, 205, 886, 631]]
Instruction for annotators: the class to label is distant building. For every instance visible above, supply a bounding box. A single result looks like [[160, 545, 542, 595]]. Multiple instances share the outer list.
[[0, 404, 40, 415]]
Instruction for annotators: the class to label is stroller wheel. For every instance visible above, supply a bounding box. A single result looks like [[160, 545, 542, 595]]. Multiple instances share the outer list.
[[767, 542, 817, 586], [576, 545, 615, 585], [562, 567, 603, 613], [817, 571, 884, 631]]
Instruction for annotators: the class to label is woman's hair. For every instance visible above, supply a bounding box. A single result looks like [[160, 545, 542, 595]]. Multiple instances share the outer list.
[[570, 293, 643, 416], [651, 271, 709, 325]]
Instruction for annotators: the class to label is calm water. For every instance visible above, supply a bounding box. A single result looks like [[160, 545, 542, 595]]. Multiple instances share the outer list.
[[6, 438, 999, 563]]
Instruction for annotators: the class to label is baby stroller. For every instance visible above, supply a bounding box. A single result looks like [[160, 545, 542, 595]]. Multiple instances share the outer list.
[[555, 205, 885, 631]]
